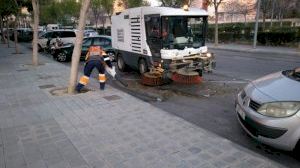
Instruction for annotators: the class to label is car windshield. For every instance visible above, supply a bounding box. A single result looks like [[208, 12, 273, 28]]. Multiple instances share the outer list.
[[161, 16, 207, 50], [283, 68, 300, 82], [82, 38, 92, 46]]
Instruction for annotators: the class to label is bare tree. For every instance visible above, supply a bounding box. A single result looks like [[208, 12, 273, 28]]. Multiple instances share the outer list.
[[208, 0, 224, 46], [91, 0, 102, 30], [32, 0, 39, 66], [5, 17, 10, 47], [13, 0, 20, 54], [99, 10, 107, 33], [102, 0, 114, 23], [277, 0, 295, 27], [160, 0, 193, 7], [0, 16, 4, 43], [270, 0, 276, 27], [260, 0, 271, 31], [68, 0, 91, 94]]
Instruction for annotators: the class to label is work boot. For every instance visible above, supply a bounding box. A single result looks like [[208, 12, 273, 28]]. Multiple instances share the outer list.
[[100, 83, 105, 90], [76, 83, 85, 92]]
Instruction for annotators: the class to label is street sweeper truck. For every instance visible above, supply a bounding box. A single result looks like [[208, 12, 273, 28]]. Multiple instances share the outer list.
[[111, 6, 215, 85]]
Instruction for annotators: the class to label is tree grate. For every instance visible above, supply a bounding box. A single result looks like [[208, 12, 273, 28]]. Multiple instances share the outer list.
[[16, 69, 29, 72]]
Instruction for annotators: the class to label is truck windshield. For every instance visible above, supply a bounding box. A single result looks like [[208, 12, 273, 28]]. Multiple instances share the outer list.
[[161, 16, 207, 50]]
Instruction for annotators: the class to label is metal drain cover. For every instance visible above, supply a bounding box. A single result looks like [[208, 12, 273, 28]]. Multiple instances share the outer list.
[[103, 95, 122, 101]]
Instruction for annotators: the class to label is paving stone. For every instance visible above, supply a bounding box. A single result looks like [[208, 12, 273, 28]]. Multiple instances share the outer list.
[[0, 44, 288, 168], [26, 160, 47, 168], [188, 147, 202, 154]]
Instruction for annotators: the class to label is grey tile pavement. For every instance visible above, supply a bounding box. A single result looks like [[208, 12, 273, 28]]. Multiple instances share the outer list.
[[0, 43, 287, 168]]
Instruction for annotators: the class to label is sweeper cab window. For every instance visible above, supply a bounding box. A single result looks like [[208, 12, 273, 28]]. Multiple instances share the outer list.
[[162, 16, 207, 50], [145, 15, 161, 57]]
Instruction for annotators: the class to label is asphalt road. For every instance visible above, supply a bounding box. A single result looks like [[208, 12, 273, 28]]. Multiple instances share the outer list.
[[26, 42, 300, 167], [151, 50, 300, 168]]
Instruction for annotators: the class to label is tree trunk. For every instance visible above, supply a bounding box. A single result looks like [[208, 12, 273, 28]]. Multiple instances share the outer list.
[[6, 19, 10, 48], [68, 0, 91, 94], [214, 7, 219, 46], [32, 0, 39, 66], [0, 16, 5, 44], [262, 12, 266, 31], [253, 0, 261, 48], [279, 14, 283, 27], [13, 0, 19, 54], [13, 13, 20, 54], [244, 14, 247, 26], [270, 0, 275, 27], [102, 20, 105, 35]]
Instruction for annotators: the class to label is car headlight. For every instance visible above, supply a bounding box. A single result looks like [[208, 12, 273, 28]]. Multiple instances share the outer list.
[[257, 102, 300, 118], [206, 53, 212, 57]]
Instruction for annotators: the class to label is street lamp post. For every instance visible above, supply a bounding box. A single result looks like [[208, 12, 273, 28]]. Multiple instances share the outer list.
[[253, 0, 261, 48]]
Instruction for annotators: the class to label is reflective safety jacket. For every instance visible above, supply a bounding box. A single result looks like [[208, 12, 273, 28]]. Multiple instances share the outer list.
[[85, 46, 107, 62]]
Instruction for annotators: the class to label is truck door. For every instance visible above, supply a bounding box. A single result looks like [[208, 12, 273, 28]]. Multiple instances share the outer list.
[[145, 15, 161, 58]]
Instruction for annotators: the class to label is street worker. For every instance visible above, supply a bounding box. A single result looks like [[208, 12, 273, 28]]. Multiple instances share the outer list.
[[76, 45, 112, 92]]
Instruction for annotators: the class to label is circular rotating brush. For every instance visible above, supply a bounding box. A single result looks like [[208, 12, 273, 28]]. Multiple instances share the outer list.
[[141, 72, 164, 86], [172, 69, 202, 84]]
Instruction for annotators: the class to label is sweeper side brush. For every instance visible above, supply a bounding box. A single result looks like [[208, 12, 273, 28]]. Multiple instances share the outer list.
[[172, 69, 202, 84], [141, 72, 164, 86]]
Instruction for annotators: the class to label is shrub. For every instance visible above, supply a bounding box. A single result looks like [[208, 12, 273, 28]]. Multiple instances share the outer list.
[[257, 31, 297, 46]]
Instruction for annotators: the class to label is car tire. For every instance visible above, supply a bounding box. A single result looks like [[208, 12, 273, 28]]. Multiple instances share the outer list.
[[138, 58, 148, 74], [117, 54, 127, 72], [56, 52, 67, 62]]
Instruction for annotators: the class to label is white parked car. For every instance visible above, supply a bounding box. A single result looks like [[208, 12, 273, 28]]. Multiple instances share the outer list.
[[236, 68, 300, 151], [38, 30, 76, 51]]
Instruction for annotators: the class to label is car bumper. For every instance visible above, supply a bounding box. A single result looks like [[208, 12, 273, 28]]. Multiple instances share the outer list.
[[236, 92, 300, 151]]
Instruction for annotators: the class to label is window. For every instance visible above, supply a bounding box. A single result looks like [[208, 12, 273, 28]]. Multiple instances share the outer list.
[[145, 15, 161, 38], [82, 38, 92, 46], [60, 31, 76, 38], [103, 38, 111, 46], [93, 38, 104, 46], [51, 32, 60, 38], [144, 14, 161, 57]]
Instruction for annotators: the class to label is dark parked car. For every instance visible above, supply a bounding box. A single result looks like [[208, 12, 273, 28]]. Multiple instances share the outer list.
[[52, 35, 115, 62], [10, 28, 33, 42]]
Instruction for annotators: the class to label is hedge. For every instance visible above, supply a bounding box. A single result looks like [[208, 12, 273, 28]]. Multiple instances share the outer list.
[[207, 22, 300, 46]]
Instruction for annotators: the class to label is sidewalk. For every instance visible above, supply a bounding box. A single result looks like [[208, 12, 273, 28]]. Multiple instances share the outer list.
[[0, 43, 286, 168], [207, 43, 300, 56]]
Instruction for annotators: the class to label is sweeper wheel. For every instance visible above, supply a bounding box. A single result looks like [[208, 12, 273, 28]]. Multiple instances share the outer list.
[[172, 69, 202, 84], [141, 72, 164, 86]]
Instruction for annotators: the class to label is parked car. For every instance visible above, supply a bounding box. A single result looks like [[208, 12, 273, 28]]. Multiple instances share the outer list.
[[9, 28, 33, 42], [52, 35, 115, 62], [236, 68, 300, 152], [38, 30, 76, 51], [84, 29, 98, 37]]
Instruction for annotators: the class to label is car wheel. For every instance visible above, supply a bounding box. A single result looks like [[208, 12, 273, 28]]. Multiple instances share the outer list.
[[117, 54, 127, 72], [138, 58, 148, 74], [56, 52, 67, 62], [107, 51, 115, 62], [293, 140, 300, 158]]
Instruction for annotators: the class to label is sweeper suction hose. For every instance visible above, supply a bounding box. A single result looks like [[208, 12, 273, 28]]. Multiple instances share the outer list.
[[114, 74, 128, 87]]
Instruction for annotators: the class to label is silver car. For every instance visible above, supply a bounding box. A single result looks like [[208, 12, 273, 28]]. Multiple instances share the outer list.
[[236, 68, 300, 151]]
